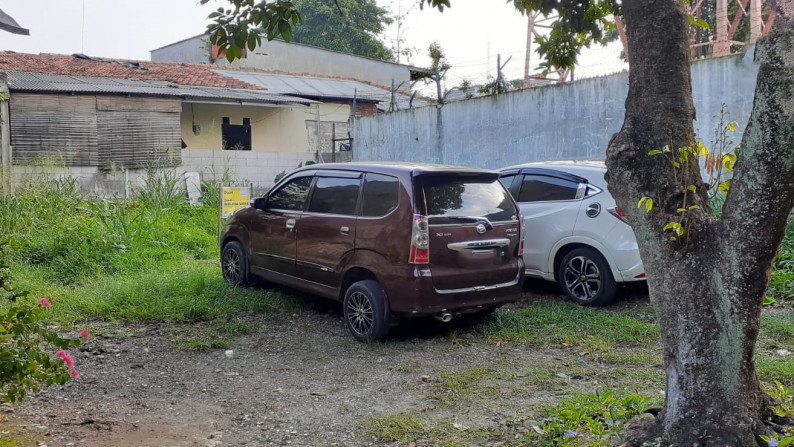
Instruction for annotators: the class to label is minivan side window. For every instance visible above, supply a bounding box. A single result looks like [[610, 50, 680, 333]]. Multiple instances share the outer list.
[[518, 175, 580, 202], [361, 173, 399, 217], [307, 177, 361, 215], [499, 174, 516, 190], [267, 176, 313, 211]]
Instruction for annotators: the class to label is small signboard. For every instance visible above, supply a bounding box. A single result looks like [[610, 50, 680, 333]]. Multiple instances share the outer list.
[[218, 184, 254, 241], [221, 186, 252, 218]]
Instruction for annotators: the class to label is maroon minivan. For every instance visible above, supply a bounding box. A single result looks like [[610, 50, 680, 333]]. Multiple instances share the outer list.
[[220, 162, 525, 341]]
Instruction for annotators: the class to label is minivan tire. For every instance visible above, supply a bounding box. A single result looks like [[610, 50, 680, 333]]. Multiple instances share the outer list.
[[557, 247, 616, 306], [343, 280, 390, 342], [221, 241, 249, 286]]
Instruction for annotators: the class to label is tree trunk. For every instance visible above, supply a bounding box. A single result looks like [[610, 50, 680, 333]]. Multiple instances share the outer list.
[[605, 0, 794, 445]]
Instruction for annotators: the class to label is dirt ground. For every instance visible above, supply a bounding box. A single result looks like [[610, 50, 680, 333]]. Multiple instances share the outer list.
[[1, 283, 654, 447]]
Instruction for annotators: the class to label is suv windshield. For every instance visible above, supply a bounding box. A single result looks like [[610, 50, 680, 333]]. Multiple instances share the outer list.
[[420, 177, 518, 224]]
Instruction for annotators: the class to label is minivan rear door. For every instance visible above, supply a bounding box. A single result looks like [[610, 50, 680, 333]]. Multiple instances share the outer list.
[[417, 173, 522, 291]]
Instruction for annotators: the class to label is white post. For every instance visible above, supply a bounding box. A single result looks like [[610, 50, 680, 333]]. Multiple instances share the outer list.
[[0, 74, 12, 195]]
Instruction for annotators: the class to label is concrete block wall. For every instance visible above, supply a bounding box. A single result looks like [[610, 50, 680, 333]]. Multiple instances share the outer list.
[[353, 47, 760, 169], [180, 149, 318, 191], [8, 150, 319, 198]]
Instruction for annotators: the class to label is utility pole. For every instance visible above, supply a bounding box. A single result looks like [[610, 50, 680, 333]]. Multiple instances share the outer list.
[[524, 14, 534, 88]]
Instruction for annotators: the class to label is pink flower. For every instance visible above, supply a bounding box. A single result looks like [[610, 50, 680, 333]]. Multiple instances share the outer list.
[[70, 369, 80, 379], [38, 297, 51, 308], [63, 353, 74, 367], [80, 330, 90, 339], [56, 349, 67, 360]]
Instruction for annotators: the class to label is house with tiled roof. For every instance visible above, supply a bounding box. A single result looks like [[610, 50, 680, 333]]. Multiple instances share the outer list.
[[0, 51, 418, 195]]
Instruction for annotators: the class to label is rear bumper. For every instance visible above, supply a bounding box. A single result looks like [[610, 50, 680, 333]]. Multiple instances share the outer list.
[[618, 262, 646, 282], [383, 261, 525, 316]]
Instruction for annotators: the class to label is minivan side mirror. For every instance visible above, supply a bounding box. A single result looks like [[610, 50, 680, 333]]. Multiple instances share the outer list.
[[251, 197, 268, 210]]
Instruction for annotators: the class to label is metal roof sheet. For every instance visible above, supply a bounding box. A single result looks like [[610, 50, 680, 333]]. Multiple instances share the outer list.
[[4, 71, 316, 105], [216, 69, 425, 111]]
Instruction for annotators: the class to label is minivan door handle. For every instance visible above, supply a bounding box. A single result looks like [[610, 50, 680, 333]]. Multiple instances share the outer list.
[[285, 218, 296, 230], [340, 226, 350, 235]]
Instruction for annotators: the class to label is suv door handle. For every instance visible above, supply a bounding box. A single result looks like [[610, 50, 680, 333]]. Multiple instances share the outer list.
[[340, 226, 350, 235], [286, 218, 296, 230]]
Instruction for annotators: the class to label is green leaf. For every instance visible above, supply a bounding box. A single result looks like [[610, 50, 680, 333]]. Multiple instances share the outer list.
[[687, 185, 697, 192], [677, 208, 686, 213], [645, 199, 653, 213], [648, 150, 662, 156], [688, 205, 700, 210], [763, 296, 776, 306], [637, 197, 647, 209], [692, 18, 710, 29], [673, 162, 680, 168], [698, 142, 708, 157], [727, 122, 736, 132]]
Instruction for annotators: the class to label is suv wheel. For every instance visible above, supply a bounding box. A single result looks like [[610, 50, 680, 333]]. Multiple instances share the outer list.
[[557, 247, 616, 306], [343, 280, 390, 342], [221, 241, 249, 286]]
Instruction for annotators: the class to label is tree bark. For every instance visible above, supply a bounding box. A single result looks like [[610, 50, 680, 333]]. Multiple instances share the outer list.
[[606, 0, 794, 445]]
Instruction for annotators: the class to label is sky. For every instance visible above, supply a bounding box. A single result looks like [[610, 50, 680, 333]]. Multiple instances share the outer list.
[[0, 0, 627, 93]]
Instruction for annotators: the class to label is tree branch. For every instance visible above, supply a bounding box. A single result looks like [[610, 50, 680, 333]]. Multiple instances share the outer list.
[[719, 18, 794, 286]]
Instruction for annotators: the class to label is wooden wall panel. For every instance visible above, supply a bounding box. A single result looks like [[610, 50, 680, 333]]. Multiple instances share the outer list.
[[9, 94, 99, 166], [97, 99, 182, 169]]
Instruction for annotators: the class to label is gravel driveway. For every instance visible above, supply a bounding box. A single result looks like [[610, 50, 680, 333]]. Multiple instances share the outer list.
[[3, 285, 655, 447]]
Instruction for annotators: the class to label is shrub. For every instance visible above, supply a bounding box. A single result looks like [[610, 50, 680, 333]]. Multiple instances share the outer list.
[[1, 241, 87, 402]]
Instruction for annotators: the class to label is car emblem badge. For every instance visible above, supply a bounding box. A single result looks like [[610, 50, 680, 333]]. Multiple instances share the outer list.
[[476, 223, 487, 234]]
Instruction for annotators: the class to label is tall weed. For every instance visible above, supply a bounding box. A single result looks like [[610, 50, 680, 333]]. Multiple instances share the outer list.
[[136, 162, 184, 211]]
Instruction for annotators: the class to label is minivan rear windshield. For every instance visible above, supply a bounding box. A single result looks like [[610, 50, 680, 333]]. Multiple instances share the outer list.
[[419, 177, 518, 224]]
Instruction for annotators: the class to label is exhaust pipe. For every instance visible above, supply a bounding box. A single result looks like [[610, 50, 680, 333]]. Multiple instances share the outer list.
[[434, 312, 453, 323]]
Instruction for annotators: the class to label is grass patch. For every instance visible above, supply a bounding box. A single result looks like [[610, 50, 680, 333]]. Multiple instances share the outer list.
[[170, 325, 231, 351], [0, 179, 304, 324], [364, 411, 498, 446], [760, 311, 794, 350], [524, 390, 662, 446], [429, 366, 499, 407], [758, 354, 794, 385], [475, 302, 659, 351]]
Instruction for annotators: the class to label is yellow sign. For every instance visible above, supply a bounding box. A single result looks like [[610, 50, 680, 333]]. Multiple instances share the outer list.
[[221, 186, 252, 218]]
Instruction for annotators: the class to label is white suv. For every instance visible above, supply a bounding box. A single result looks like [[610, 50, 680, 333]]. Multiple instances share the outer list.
[[499, 161, 645, 305]]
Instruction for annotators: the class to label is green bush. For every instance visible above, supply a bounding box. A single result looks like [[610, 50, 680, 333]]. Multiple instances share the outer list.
[[1, 242, 86, 403], [769, 217, 794, 302]]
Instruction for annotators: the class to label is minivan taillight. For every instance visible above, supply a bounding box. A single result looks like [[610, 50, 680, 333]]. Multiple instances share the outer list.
[[607, 207, 629, 224], [409, 215, 430, 264], [518, 213, 525, 256]]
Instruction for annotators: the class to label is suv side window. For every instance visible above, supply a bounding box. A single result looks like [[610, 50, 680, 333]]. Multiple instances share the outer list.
[[307, 177, 362, 215], [360, 173, 399, 217], [518, 174, 580, 203], [267, 176, 313, 211]]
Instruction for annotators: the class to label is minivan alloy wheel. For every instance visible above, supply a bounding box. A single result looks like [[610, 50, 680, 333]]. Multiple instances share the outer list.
[[343, 280, 390, 341], [222, 250, 241, 281], [346, 291, 374, 336], [563, 256, 601, 301], [221, 241, 248, 286], [556, 247, 617, 306]]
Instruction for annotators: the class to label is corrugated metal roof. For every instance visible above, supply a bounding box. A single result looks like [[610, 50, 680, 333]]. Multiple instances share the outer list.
[[216, 69, 425, 111], [5, 71, 316, 105]]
